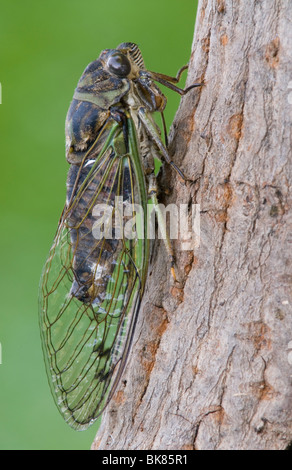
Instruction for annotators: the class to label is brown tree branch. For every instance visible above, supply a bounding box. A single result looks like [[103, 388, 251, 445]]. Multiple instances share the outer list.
[[92, 0, 292, 450]]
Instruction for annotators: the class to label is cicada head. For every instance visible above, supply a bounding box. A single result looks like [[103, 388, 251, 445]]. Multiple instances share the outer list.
[[65, 42, 168, 165], [99, 42, 167, 113]]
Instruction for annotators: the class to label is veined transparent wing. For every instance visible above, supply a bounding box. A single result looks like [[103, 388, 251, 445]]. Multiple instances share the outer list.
[[39, 118, 148, 430]]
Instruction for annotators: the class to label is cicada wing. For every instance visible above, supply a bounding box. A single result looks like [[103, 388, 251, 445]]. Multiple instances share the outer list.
[[39, 124, 148, 430]]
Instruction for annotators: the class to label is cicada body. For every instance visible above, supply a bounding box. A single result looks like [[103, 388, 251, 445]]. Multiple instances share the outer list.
[[39, 42, 200, 430]]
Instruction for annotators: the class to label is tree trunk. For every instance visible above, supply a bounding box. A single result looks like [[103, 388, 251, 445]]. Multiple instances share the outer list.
[[92, 0, 292, 450]]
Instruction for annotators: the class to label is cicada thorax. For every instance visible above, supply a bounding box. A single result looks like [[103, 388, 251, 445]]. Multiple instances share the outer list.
[[65, 54, 131, 165]]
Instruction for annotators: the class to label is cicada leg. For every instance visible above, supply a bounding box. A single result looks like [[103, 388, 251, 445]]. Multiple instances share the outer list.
[[138, 107, 186, 181], [149, 64, 189, 84], [148, 173, 176, 281], [149, 64, 203, 96]]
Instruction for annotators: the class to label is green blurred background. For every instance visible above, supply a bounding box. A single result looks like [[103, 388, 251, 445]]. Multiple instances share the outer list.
[[0, 0, 197, 450]]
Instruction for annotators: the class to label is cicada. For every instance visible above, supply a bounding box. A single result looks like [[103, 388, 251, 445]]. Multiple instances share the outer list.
[[39, 42, 200, 430]]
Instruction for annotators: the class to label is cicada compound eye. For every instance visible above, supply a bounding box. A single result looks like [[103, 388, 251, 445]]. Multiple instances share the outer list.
[[107, 52, 131, 77]]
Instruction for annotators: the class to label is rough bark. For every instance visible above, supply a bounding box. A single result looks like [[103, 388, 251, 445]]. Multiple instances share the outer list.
[[92, 0, 292, 450]]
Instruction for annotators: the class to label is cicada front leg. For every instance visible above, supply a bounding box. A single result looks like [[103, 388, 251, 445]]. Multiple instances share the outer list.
[[148, 64, 189, 85], [137, 107, 187, 181]]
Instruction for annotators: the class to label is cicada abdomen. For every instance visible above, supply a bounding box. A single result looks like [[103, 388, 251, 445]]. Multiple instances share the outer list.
[[65, 148, 121, 304], [40, 42, 200, 430]]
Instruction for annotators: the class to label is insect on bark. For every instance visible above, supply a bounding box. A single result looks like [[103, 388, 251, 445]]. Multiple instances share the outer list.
[[39, 42, 200, 430]]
